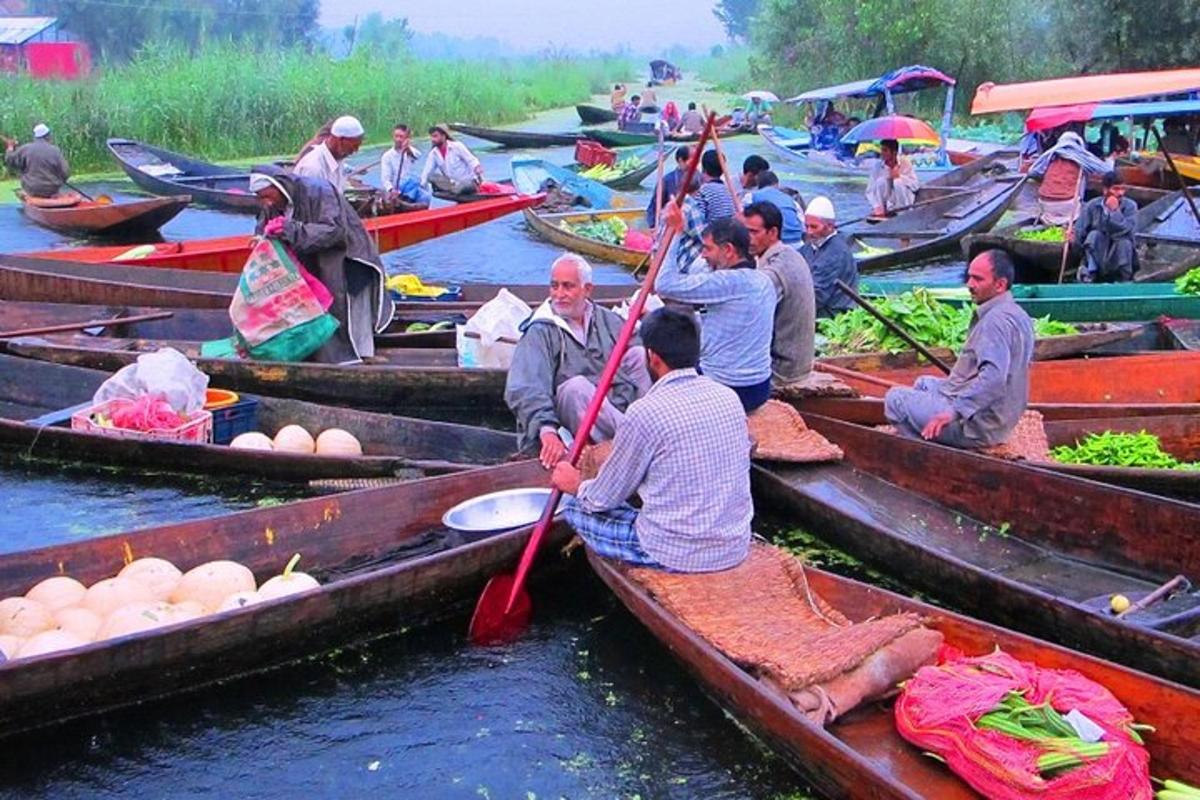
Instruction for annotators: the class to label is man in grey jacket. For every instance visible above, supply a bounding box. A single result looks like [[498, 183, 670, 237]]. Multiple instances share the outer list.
[[504, 254, 651, 467]]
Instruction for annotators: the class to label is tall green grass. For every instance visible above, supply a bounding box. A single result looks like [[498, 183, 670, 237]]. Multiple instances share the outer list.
[[1, 43, 633, 172]]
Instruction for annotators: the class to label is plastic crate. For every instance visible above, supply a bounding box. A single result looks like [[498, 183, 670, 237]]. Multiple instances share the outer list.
[[574, 140, 616, 168], [72, 400, 212, 443], [210, 396, 260, 445]]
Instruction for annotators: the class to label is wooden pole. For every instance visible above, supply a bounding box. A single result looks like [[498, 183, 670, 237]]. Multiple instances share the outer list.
[[835, 279, 953, 374], [1151, 126, 1200, 225], [1057, 169, 1086, 285], [0, 311, 174, 339], [703, 105, 744, 215], [1116, 574, 1189, 619]]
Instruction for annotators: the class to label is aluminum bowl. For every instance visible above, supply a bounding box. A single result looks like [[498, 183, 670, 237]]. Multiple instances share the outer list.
[[441, 487, 556, 533]]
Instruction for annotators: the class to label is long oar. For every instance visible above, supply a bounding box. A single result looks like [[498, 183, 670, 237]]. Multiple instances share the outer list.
[[63, 180, 113, 206], [1151, 126, 1200, 225], [704, 105, 743, 215], [0, 310, 173, 339], [468, 114, 716, 645], [652, 121, 666, 236], [836, 279, 953, 374], [1056, 169, 1086, 284]]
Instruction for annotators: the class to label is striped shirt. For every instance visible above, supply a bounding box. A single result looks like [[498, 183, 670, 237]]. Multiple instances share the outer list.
[[695, 179, 736, 222], [575, 368, 753, 572]]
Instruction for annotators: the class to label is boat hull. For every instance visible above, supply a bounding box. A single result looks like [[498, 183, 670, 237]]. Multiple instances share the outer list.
[[521, 208, 648, 268], [20, 194, 191, 237]]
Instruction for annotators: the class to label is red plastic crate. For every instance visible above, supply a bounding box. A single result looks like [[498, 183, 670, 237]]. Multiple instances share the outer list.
[[72, 400, 213, 443], [575, 140, 616, 168]]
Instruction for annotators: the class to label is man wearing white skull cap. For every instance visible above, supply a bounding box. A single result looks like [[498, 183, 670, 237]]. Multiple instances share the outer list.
[[294, 115, 364, 194]]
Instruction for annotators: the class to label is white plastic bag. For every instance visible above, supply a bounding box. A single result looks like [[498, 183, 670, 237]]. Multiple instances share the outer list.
[[93, 348, 210, 414], [612, 288, 663, 321], [457, 288, 532, 369]]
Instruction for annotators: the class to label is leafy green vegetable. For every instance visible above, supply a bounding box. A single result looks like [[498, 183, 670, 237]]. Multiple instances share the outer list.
[[1014, 225, 1067, 243], [1051, 430, 1200, 470], [816, 289, 1077, 355], [559, 214, 629, 246], [1175, 266, 1200, 296]]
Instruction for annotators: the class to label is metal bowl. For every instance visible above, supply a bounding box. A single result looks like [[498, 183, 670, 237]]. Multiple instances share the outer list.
[[441, 487, 556, 533]]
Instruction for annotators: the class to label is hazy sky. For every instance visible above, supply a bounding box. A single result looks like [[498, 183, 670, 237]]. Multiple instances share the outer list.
[[320, 1, 728, 52]]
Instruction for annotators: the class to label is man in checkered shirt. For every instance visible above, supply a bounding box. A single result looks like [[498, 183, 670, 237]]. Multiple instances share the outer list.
[[551, 307, 753, 572]]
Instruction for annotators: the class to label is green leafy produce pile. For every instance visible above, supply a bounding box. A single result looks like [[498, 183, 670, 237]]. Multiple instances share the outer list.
[[1175, 266, 1200, 296], [1051, 431, 1200, 470], [816, 289, 1078, 355], [560, 214, 629, 245], [1014, 225, 1067, 243]]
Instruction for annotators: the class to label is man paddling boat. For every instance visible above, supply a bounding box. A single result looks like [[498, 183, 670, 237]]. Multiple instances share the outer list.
[[4, 123, 69, 199], [550, 307, 752, 572], [884, 250, 1034, 448], [505, 254, 651, 468], [420, 123, 484, 196], [294, 115, 364, 195], [250, 165, 393, 365]]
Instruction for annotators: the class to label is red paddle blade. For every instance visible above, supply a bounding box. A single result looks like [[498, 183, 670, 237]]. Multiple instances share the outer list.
[[468, 572, 532, 645]]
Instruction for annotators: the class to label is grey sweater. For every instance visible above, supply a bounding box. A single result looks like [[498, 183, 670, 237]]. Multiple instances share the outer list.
[[757, 242, 816, 384]]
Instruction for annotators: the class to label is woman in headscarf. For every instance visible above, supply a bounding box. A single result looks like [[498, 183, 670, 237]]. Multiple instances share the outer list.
[[249, 165, 393, 365], [660, 101, 682, 132]]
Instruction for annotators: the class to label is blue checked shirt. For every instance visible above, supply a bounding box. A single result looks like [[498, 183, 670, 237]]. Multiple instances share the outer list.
[[575, 368, 753, 572]]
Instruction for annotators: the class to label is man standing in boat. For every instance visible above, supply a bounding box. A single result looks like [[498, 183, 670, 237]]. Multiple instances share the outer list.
[[249, 165, 393, 365], [3, 123, 69, 199], [294, 115, 364, 195], [866, 139, 920, 218], [884, 250, 1034, 448], [505, 254, 651, 469], [800, 197, 857, 317], [1073, 172, 1138, 283], [420, 124, 484, 196], [550, 307, 752, 572]]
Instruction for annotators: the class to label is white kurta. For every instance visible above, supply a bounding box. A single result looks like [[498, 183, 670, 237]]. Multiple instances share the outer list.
[[419, 140, 481, 188], [380, 144, 421, 191], [293, 142, 345, 194], [866, 156, 920, 212]]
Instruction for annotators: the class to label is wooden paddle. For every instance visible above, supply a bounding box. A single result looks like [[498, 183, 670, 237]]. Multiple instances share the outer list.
[[0, 311, 173, 339], [836, 279, 953, 374], [467, 113, 716, 645], [813, 361, 904, 390], [652, 120, 666, 236], [703, 105, 744, 216], [1057, 169, 1086, 284], [64, 180, 113, 206], [1151, 126, 1200, 225]]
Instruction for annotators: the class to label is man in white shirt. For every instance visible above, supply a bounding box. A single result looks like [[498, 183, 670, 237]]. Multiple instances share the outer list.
[[420, 123, 484, 195], [294, 115, 364, 195], [380, 123, 421, 192]]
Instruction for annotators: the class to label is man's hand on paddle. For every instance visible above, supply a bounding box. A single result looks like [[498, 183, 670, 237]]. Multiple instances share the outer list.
[[921, 410, 955, 441], [538, 429, 567, 469], [662, 198, 684, 232], [551, 461, 582, 495]]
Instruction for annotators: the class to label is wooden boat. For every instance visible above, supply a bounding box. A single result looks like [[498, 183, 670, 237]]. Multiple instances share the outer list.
[[845, 152, 1026, 272], [586, 127, 753, 148], [799, 351, 1200, 422], [754, 413, 1200, 686], [429, 184, 517, 204], [521, 208, 649, 268], [17, 193, 545, 272], [591, 549, 1200, 798], [447, 123, 581, 148], [566, 155, 657, 190], [1040, 413, 1200, 501], [0, 459, 561, 739], [17, 191, 191, 238], [576, 104, 618, 125], [510, 157, 626, 210], [107, 137, 260, 212], [0, 354, 517, 480], [759, 124, 959, 178], [7, 336, 508, 414], [860, 278, 1200, 323]]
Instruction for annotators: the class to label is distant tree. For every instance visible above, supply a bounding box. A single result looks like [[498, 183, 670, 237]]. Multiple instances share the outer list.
[[1048, 0, 1200, 72], [353, 12, 413, 56], [714, 0, 760, 42]]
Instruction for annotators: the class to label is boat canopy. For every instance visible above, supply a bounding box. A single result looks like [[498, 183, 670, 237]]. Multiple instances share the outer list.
[[1026, 98, 1200, 133], [785, 65, 956, 104], [972, 68, 1200, 114]]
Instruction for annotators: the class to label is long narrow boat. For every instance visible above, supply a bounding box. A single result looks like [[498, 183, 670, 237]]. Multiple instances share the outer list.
[[17, 192, 191, 238], [0, 354, 517, 481], [0, 460, 558, 739], [521, 208, 649, 268], [106, 138, 260, 212], [754, 413, 1200, 687], [591, 550, 1200, 798], [447, 123, 581, 148], [843, 152, 1026, 272], [759, 124, 960, 178], [566, 155, 657, 190], [799, 351, 1200, 422], [861, 278, 1200, 322], [510, 156, 625, 210], [17, 194, 545, 272], [586, 127, 753, 148], [576, 104, 618, 125]]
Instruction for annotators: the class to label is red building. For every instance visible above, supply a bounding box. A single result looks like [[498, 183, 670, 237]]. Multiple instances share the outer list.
[[0, 16, 90, 79]]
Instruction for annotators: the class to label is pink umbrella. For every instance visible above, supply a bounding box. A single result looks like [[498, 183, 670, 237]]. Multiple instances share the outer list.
[[840, 114, 940, 145]]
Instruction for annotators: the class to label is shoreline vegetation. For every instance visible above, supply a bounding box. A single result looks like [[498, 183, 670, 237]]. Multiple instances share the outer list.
[[2, 43, 634, 176]]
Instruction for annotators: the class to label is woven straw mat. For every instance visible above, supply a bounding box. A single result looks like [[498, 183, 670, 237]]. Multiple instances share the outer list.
[[878, 410, 1051, 462], [771, 371, 857, 400], [749, 400, 844, 463], [627, 543, 923, 691]]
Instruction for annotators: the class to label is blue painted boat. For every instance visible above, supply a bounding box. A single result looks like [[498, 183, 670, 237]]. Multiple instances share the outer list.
[[509, 157, 627, 210]]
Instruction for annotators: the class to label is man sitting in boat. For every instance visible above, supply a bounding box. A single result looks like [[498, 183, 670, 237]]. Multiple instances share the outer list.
[[249, 165, 393, 365], [810, 102, 847, 150], [640, 83, 659, 112], [1160, 117, 1194, 156], [645, 146, 698, 228], [657, 210, 776, 413], [3, 124, 69, 199], [550, 307, 752, 572], [505, 254, 651, 469], [800, 196, 857, 318], [618, 96, 644, 131], [1074, 172, 1138, 283], [420, 123, 484, 196], [1029, 131, 1110, 225], [294, 115, 364, 195], [679, 102, 705, 135], [884, 250, 1034, 448], [747, 171, 804, 246], [866, 139, 920, 218], [379, 123, 430, 210], [744, 201, 815, 388]]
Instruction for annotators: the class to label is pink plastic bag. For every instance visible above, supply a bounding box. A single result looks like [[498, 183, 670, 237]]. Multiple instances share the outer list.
[[624, 228, 654, 252]]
